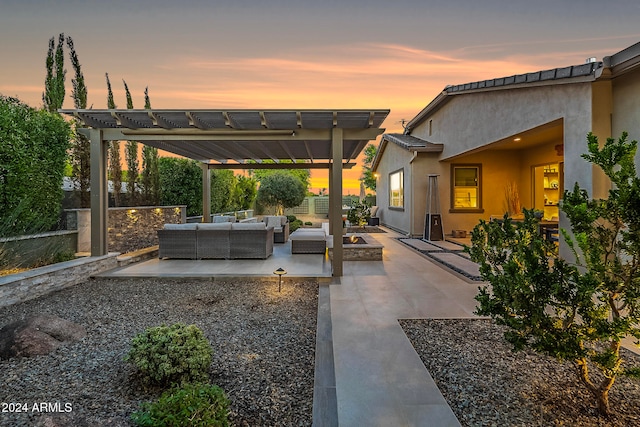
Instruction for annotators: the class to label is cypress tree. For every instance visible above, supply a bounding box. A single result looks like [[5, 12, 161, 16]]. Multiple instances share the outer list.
[[66, 36, 90, 207], [54, 33, 65, 108], [106, 73, 122, 207], [42, 34, 66, 113], [123, 80, 139, 206], [141, 87, 160, 205]]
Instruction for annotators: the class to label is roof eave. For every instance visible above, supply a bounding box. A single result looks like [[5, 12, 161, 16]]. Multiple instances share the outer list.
[[404, 91, 449, 133], [603, 41, 640, 77], [371, 134, 443, 172]]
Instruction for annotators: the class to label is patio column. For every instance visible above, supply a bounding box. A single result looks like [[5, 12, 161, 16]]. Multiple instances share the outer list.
[[89, 129, 108, 256], [331, 127, 343, 277], [201, 163, 211, 223], [328, 164, 334, 236]]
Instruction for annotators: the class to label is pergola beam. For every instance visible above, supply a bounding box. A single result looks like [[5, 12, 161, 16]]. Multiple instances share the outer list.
[[206, 162, 355, 169], [278, 140, 297, 162], [95, 128, 382, 141]]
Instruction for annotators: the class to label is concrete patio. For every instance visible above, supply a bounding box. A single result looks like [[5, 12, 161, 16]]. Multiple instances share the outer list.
[[101, 239, 332, 279]]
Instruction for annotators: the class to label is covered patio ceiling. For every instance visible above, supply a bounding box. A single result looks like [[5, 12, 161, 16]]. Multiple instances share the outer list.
[[61, 108, 390, 277], [62, 109, 389, 168]]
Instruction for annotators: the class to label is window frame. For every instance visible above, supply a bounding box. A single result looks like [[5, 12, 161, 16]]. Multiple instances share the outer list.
[[388, 168, 404, 210], [450, 164, 483, 213]]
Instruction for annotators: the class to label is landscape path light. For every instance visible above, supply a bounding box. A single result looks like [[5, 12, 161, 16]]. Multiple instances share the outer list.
[[273, 267, 287, 292]]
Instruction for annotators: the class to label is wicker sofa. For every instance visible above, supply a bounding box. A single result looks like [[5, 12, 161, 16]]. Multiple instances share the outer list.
[[158, 222, 274, 259]]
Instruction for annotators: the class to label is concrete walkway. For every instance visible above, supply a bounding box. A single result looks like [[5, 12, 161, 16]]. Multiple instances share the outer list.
[[319, 229, 480, 426]]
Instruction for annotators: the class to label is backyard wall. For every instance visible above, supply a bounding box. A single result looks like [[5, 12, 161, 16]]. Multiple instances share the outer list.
[[0, 230, 78, 267], [0, 253, 118, 308], [65, 206, 186, 254]]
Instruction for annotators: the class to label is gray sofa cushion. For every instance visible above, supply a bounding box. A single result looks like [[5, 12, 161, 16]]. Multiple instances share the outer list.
[[164, 223, 197, 230], [231, 222, 267, 230], [197, 222, 232, 230]]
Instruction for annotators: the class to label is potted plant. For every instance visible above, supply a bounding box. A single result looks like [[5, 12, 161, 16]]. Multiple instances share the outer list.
[[347, 202, 371, 230]]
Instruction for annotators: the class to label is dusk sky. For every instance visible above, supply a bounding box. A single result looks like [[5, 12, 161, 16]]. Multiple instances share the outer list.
[[2, 0, 640, 193]]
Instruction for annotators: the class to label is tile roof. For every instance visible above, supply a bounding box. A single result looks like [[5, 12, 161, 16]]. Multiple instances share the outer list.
[[445, 61, 602, 94], [383, 133, 444, 152], [372, 134, 443, 172]]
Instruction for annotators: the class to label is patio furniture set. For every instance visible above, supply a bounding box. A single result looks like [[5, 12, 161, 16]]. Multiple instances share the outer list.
[[157, 215, 328, 259]]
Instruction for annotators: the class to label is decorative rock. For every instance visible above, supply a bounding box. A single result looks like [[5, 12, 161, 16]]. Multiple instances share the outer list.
[[0, 315, 86, 359]]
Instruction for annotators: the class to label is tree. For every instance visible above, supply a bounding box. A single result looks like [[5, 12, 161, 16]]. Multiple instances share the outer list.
[[0, 96, 70, 235], [232, 175, 257, 211], [105, 73, 123, 206], [360, 143, 377, 192], [469, 132, 640, 416], [250, 161, 310, 191], [256, 172, 305, 215], [66, 35, 90, 207], [43, 33, 66, 113], [123, 80, 139, 206], [141, 87, 160, 205], [158, 157, 202, 217], [210, 169, 236, 214]]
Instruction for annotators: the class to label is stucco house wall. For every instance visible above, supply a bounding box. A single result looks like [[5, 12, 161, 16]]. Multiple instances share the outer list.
[[386, 83, 590, 236], [374, 141, 413, 234], [407, 154, 444, 237], [410, 83, 593, 195], [612, 67, 640, 170]]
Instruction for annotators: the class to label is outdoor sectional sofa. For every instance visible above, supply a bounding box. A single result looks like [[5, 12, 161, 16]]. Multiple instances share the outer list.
[[158, 222, 274, 259]]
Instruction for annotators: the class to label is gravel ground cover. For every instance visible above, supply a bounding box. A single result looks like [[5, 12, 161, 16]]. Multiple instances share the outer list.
[[401, 319, 640, 427], [0, 277, 318, 426]]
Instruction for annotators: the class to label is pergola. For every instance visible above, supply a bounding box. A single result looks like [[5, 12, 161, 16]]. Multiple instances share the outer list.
[[61, 109, 389, 276]]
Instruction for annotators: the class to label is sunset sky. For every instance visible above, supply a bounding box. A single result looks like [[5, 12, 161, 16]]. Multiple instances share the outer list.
[[2, 0, 639, 194]]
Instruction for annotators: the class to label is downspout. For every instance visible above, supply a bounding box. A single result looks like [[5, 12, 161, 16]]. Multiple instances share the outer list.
[[409, 150, 418, 237]]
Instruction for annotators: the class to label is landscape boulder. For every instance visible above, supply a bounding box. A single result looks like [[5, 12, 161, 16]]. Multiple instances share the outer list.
[[0, 315, 86, 359]]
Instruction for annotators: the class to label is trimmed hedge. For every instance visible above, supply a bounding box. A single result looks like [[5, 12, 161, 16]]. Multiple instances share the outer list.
[[0, 95, 70, 235]]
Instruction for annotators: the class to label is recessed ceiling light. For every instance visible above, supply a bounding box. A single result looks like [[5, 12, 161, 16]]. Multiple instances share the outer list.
[[514, 137, 521, 142]]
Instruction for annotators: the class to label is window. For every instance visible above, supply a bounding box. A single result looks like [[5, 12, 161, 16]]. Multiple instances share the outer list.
[[451, 165, 482, 212], [389, 169, 404, 209]]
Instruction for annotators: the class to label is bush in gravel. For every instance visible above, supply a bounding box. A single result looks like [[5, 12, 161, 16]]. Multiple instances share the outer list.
[[469, 132, 640, 416], [125, 323, 213, 387], [131, 382, 230, 427]]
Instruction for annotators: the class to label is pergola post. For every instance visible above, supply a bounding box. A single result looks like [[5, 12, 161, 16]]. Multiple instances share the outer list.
[[89, 129, 108, 256], [201, 163, 211, 223], [331, 128, 343, 277]]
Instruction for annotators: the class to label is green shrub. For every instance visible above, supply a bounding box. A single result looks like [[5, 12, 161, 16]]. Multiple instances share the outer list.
[[289, 219, 303, 233], [347, 201, 371, 227], [286, 214, 297, 223], [469, 132, 640, 415], [0, 95, 70, 236], [131, 382, 230, 427], [125, 323, 213, 387], [158, 158, 203, 217], [304, 221, 313, 226]]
